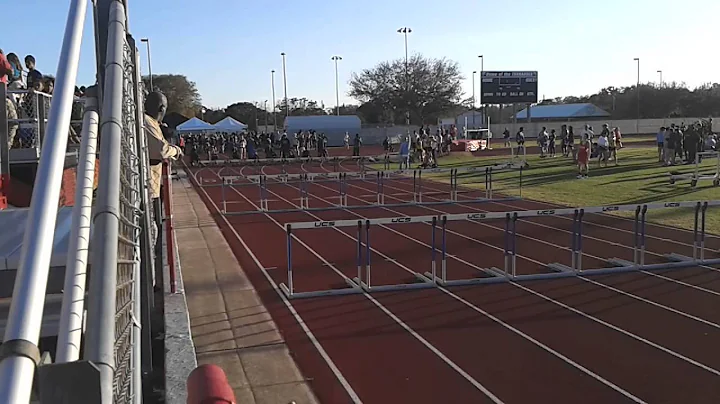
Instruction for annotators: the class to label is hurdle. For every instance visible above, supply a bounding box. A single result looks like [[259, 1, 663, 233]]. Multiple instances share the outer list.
[[486, 167, 493, 199], [413, 170, 422, 202], [299, 174, 309, 209], [279, 224, 363, 299], [338, 173, 348, 207], [198, 155, 374, 167], [284, 199, 720, 296], [258, 176, 269, 211], [281, 215, 438, 298], [218, 166, 519, 215], [351, 217, 437, 292], [665, 202, 711, 264], [451, 165, 527, 202], [376, 171, 386, 205], [449, 169, 458, 201], [572, 209, 585, 271], [669, 151, 720, 187]]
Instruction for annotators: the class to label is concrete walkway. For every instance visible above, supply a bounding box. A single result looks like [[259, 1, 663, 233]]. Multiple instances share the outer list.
[[172, 170, 318, 404]]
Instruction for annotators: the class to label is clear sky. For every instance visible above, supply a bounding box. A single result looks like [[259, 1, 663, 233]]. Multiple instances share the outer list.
[[2, 0, 717, 109]]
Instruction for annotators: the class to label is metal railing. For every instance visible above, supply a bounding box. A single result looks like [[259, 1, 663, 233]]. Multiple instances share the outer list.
[[0, 0, 89, 402], [1, 89, 84, 150]]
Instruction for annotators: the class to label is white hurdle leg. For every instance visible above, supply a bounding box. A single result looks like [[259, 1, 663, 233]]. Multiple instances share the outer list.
[[221, 178, 227, 213]]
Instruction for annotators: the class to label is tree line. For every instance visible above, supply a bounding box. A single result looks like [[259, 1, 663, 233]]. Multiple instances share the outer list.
[[146, 60, 720, 131]]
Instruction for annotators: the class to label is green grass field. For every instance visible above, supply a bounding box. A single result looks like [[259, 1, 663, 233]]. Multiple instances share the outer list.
[[380, 146, 720, 234]]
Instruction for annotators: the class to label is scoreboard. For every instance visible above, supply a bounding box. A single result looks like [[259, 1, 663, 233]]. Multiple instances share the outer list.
[[481, 71, 538, 104]]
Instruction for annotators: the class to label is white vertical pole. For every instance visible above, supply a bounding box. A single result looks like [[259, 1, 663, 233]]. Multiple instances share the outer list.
[[56, 94, 99, 363]]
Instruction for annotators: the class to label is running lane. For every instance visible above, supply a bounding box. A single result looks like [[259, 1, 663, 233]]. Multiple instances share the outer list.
[[194, 167, 497, 403], [313, 173, 720, 403]]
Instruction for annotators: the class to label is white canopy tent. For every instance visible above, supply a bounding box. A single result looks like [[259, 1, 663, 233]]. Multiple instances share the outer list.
[[176, 117, 216, 133], [213, 116, 248, 132]]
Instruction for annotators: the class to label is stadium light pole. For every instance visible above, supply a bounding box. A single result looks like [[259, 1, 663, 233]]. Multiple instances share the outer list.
[[478, 55, 484, 126], [397, 27, 412, 126], [657, 70, 663, 87], [634, 57, 640, 134], [271, 70, 277, 130], [281, 52, 289, 118], [140, 38, 153, 91], [331, 56, 342, 116]]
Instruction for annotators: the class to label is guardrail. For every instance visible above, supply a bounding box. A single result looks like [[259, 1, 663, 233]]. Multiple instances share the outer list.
[[279, 200, 720, 299], [163, 162, 178, 293]]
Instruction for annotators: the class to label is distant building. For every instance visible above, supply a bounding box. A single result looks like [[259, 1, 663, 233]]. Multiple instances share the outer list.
[[514, 103, 610, 122], [284, 115, 362, 146]]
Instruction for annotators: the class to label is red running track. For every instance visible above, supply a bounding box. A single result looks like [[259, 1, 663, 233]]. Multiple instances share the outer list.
[[188, 162, 720, 404]]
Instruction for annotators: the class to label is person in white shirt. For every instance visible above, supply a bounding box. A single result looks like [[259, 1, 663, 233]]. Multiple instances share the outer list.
[[597, 132, 609, 167], [584, 124, 595, 142], [537, 127, 548, 158], [239, 133, 248, 160]]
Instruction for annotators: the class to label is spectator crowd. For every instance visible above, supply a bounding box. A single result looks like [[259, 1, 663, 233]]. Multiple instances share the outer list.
[[2, 49, 84, 149], [184, 129, 350, 166]]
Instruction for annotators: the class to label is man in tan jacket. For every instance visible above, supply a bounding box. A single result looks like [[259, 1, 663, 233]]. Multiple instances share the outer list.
[[144, 91, 182, 199]]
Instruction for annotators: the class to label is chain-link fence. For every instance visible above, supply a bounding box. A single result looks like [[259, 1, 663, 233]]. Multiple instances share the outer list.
[[82, 1, 154, 402], [111, 36, 143, 403]]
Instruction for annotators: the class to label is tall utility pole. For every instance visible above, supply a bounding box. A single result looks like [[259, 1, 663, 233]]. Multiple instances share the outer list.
[[271, 70, 277, 130], [331, 56, 342, 116], [140, 38, 153, 90], [657, 70, 663, 87], [281, 53, 289, 118], [472, 71, 477, 107], [397, 27, 412, 126], [634, 57, 640, 134], [478, 54, 484, 126]]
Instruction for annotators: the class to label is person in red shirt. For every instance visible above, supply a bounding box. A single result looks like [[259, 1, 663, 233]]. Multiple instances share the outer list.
[[576, 134, 590, 179], [0, 49, 13, 84]]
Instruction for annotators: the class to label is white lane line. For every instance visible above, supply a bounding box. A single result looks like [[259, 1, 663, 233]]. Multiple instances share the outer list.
[[189, 165, 364, 404], [227, 166, 504, 403], [320, 175, 720, 378], [515, 281, 720, 377], [283, 176, 646, 402]]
